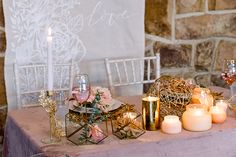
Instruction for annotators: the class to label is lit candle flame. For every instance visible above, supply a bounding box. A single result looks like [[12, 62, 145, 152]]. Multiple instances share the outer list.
[[48, 27, 52, 36]]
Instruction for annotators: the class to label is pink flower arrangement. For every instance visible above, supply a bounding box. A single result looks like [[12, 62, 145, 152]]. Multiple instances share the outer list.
[[87, 86, 113, 113], [88, 124, 105, 142], [66, 86, 113, 113]]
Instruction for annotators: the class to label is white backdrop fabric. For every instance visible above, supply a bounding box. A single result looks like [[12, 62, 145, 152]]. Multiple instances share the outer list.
[[3, 0, 145, 110]]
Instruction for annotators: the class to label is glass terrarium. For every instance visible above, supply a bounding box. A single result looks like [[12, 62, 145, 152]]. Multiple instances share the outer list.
[[110, 104, 145, 139], [65, 109, 108, 145]]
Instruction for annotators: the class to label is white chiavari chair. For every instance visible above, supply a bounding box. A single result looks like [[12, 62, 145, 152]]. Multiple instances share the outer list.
[[105, 53, 160, 96], [14, 63, 74, 109]]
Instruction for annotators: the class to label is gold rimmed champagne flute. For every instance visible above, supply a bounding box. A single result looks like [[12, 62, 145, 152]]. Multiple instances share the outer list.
[[221, 59, 236, 105], [221, 59, 236, 86]]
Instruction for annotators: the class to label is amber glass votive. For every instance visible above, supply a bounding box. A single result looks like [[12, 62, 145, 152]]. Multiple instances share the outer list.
[[209, 106, 227, 123], [142, 96, 160, 131]]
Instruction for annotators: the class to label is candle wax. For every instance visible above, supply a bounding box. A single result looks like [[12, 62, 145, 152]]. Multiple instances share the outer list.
[[182, 104, 212, 132], [161, 115, 182, 134], [47, 27, 53, 91], [210, 106, 227, 123]]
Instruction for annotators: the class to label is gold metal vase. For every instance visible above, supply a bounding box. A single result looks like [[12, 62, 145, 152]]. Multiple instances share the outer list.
[[142, 96, 160, 131]]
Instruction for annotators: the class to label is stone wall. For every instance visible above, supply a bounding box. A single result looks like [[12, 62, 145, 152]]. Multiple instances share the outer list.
[[145, 0, 236, 88], [0, 0, 6, 144]]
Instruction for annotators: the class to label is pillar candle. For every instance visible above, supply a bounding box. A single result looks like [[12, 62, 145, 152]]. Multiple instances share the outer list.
[[182, 104, 212, 132], [209, 106, 227, 123], [161, 115, 182, 134], [47, 27, 53, 91]]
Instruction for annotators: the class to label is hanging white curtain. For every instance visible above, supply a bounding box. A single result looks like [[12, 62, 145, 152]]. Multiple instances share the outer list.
[[3, 0, 145, 110]]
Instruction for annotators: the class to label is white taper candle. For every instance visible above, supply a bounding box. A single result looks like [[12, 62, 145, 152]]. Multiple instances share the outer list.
[[47, 27, 53, 91]]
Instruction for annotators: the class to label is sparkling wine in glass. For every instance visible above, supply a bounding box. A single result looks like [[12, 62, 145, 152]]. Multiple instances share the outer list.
[[72, 74, 90, 104], [221, 59, 236, 107], [221, 59, 236, 85]]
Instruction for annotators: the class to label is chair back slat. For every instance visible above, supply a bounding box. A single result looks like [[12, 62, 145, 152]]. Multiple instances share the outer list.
[[156, 53, 161, 79], [59, 65, 63, 89], [115, 62, 122, 84], [26, 68, 30, 91], [147, 59, 151, 81], [123, 61, 129, 83], [14, 64, 21, 109], [34, 66, 38, 89], [131, 60, 136, 82], [43, 66, 46, 88], [139, 60, 144, 83]]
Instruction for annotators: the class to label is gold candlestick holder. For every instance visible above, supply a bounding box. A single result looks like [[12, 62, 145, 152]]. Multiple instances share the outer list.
[[39, 91, 61, 144]]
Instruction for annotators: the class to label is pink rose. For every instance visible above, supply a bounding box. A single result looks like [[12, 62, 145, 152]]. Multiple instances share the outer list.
[[81, 86, 113, 112], [88, 124, 104, 141]]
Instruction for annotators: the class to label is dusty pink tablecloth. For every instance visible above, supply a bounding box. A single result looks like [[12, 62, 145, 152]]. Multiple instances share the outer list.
[[3, 87, 236, 157]]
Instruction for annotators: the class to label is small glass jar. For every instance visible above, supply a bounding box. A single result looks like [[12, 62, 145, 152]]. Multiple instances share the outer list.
[[161, 115, 182, 134], [215, 99, 229, 112], [209, 105, 227, 123], [182, 104, 212, 132], [191, 87, 213, 110]]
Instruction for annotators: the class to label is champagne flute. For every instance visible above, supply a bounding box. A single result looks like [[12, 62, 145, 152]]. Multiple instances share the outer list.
[[221, 59, 236, 105], [72, 74, 90, 106], [221, 59, 236, 86]]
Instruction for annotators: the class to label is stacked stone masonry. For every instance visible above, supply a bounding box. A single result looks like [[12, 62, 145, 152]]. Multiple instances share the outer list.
[[0, 0, 6, 144], [145, 0, 236, 88], [0, 0, 6, 105]]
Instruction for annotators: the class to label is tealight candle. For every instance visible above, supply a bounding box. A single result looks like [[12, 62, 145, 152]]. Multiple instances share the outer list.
[[161, 115, 182, 134], [182, 104, 212, 131], [215, 100, 228, 112], [209, 106, 227, 123], [123, 112, 137, 120]]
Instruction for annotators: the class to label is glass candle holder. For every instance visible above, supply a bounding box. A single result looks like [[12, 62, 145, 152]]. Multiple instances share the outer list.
[[110, 104, 145, 139], [142, 96, 160, 131], [182, 104, 212, 132], [65, 110, 108, 145], [209, 106, 227, 123], [191, 87, 213, 110], [161, 115, 182, 134], [215, 99, 229, 112]]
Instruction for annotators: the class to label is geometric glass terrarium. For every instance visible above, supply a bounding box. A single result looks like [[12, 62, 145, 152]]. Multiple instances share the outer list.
[[110, 104, 145, 139], [65, 108, 108, 145]]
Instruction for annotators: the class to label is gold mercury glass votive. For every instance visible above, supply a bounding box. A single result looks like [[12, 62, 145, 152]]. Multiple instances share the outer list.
[[110, 104, 145, 139], [142, 96, 160, 131]]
